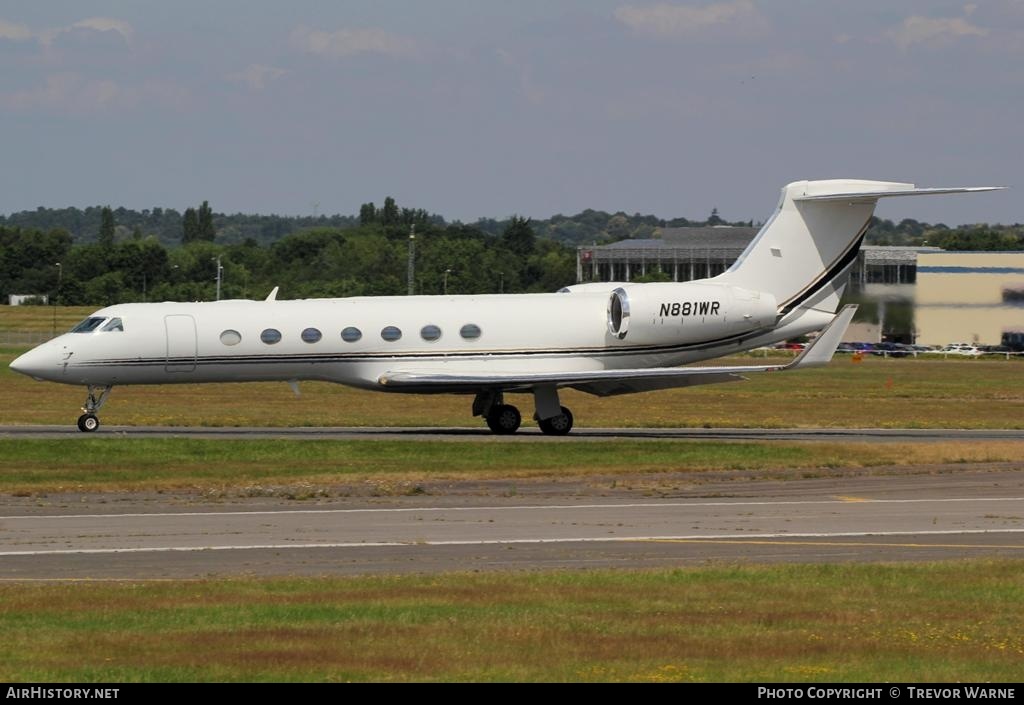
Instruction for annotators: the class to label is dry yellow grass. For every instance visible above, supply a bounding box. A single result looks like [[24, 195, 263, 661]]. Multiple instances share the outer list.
[[0, 305, 94, 333], [0, 437, 1021, 494], [3, 306, 1023, 429], [4, 351, 1022, 429]]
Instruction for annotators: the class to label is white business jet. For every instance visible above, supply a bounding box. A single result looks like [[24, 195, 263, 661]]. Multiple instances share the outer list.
[[10, 180, 999, 433]]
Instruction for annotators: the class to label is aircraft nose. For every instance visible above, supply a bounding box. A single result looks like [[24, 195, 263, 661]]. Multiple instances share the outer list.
[[9, 346, 56, 381]]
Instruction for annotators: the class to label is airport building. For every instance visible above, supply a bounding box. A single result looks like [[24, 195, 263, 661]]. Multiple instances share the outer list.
[[575, 227, 926, 292], [576, 227, 1024, 346], [914, 252, 1024, 347]]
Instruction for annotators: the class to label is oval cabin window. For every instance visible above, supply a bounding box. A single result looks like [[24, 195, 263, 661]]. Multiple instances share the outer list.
[[341, 327, 362, 343], [459, 323, 482, 340], [220, 329, 242, 346], [301, 327, 322, 343], [420, 324, 442, 342], [260, 328, 282, 345], [381, 326, 402, 342]]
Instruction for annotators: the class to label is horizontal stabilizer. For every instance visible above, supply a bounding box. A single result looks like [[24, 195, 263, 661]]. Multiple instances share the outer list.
[[795, 186, 1003, 202]]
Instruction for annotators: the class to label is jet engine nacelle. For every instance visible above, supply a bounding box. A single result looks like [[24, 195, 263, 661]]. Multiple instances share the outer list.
[[607, 282, 777, 343]]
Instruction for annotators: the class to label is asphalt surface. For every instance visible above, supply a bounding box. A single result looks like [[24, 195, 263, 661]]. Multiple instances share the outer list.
[[1, 469, 1021, 579], [2, 425, 1024, 442]]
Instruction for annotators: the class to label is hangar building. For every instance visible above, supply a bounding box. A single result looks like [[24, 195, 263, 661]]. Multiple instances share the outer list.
[[575, 227, 1023, 346]]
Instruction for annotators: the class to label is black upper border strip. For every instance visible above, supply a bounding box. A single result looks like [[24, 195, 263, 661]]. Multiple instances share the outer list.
[[778, 219, 871, 317]]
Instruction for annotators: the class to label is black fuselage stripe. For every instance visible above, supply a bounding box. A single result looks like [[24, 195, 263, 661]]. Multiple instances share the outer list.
[[778, 222, 869, 316]]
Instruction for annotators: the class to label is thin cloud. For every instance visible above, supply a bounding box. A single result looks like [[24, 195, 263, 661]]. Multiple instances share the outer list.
[[1, 73, 121, 112], [39, 16, 135, 47], [0, 19, 32, 41], [614, 1, 767, 39], [226, 64, 287, 90], [496, 49, 545, 105], [887, 15, 988, 49], [71, 17, 133, 42], [290, 26, 416, 58]]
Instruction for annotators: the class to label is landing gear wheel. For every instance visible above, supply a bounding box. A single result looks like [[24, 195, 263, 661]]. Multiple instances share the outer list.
[[486, 404, 521, 434], [76, 384, 112, 434], [77, 413, 100, 433], [538, 406, 574, 436]]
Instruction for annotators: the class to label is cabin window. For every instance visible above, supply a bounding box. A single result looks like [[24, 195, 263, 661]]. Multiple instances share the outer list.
[[301, 327, 322, 344], [70, 317, 106, 333], [100, 317, 124, 332], [420, 324, 442, 342], [260, 328, 282, 345], [460, 323, 482, 340], [220, 329, 242, 346], [341, 327, 362, 343], [381, 326, 402, 342]]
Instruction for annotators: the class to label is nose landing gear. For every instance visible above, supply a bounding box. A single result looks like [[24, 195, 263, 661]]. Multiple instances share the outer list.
[[76, 385, 112, 433]]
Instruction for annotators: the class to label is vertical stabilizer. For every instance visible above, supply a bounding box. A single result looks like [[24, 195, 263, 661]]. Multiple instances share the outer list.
[[715, 180, 897, 317], [715, 180, 1001, 320]]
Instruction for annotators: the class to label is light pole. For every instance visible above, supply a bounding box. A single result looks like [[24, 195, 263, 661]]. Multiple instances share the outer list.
[[443, 268, 453, 295], [213, 256, 223, 300], [407, 224, 416, 295], [52, 262, 62, 337], [498, 271, 504, 294]]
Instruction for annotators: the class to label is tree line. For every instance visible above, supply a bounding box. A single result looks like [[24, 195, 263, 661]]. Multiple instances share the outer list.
[[2, 196, 1021, 307], [0, 199, 573, 306]]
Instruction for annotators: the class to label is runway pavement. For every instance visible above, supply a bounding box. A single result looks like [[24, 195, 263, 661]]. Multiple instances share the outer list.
[[2, 424, 1024, 442], [1, 470, 1021, 579]]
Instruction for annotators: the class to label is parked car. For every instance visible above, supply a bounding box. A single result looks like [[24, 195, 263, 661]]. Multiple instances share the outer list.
[[939, 343, 984, 357], [871, 342, 912, 358]]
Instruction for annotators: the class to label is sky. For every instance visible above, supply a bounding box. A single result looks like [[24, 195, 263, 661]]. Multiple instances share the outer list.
[[0, 1, 1020, 226]]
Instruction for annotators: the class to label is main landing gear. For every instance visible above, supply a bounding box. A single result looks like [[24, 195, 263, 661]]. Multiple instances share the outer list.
[[76, 385, 112, 433], [474, 388, 575, 436]]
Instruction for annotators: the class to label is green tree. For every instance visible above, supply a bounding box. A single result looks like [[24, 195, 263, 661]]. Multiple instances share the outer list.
[[381, 197, 399, 226], [98, 206, 115, 247], [182, 208, 199, 244], [359, 202, 377, 225], [502, 215, 535, 256], [198, 200, 215, 241]]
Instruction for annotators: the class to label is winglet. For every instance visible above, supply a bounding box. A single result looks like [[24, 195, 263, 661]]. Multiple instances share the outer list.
[[265, 286, 279, 302], [787, 305, 858, 369]]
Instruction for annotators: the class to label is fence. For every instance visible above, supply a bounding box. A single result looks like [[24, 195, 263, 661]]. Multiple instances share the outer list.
[[0, 332, 55, 346]]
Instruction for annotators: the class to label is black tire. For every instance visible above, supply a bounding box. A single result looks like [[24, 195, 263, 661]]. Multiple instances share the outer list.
[[538, 406, 574, 436], [77, 413, 100, 433], [486, 404, 521, 434]]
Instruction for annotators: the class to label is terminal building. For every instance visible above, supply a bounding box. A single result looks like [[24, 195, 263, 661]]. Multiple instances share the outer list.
[[915, 252, 1024, 347], [575, 227, 1024, 347]]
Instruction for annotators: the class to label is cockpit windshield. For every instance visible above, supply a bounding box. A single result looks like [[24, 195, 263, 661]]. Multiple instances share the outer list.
[[100, 317, 124, 332], [70, 317, 107, 333]]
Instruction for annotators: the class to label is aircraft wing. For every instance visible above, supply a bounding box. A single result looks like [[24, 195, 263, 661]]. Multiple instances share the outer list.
[[378, 306, 856, 397]]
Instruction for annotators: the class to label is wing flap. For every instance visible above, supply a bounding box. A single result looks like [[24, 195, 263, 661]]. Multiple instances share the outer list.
[[571, 372, 745, 397], [377, 305, 857, 396]]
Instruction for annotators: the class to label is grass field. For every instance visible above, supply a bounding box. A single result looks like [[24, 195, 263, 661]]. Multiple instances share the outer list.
[[0, 306, 94, 334], [0, 437, 1021, 494], [3, 344, 1023, 429], [1, 562, 1021, 682], [4, 305, 1023, 429]]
